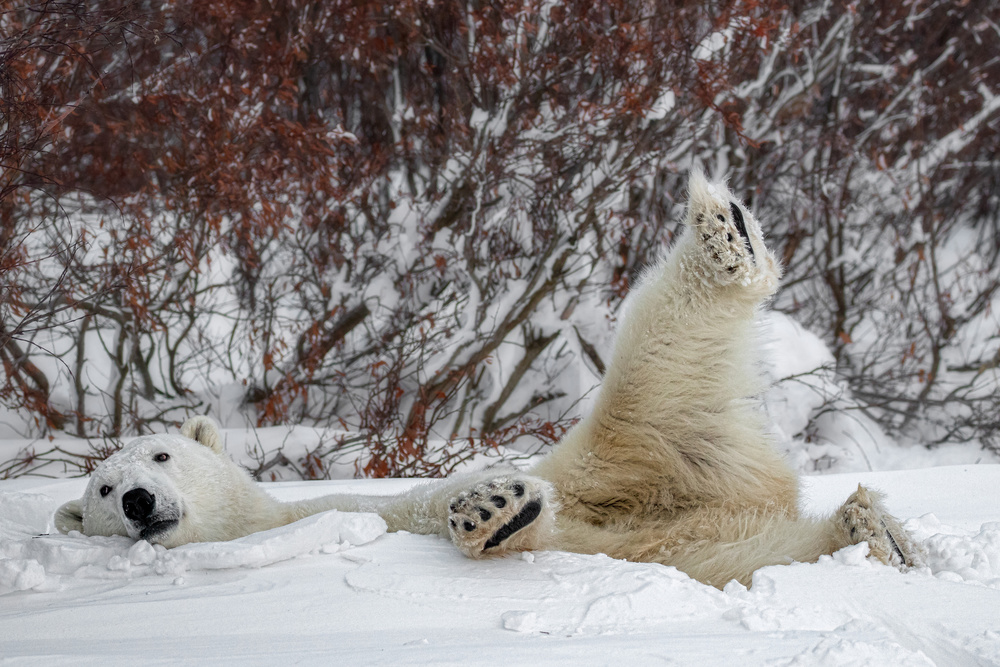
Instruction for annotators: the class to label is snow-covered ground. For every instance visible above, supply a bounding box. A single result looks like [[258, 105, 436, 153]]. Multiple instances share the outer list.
[[1, 305, 997, 664], [2, 465, 999, 665]]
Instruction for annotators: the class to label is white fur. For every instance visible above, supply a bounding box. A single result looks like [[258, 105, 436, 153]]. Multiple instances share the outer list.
[[56, 172, 922, 587]]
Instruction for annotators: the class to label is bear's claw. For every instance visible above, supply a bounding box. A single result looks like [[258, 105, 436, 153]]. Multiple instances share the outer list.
[[883, 521, 908, 566], [729, 201, 754, 260]]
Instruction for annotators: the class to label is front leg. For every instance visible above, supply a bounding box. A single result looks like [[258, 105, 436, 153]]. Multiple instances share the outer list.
[[305, 469, 558, 557], [447, 474, 557, 558]]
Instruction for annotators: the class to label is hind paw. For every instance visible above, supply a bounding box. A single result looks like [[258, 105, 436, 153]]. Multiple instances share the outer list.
[[682, 172, 780, 292], [447, 475, 553, 558], [839, 485, 923, 569], [692, 204, 762, 286]]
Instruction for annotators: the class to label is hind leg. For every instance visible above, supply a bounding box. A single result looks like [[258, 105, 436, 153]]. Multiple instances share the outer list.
[[554, 505, 841, 588], [531, 171, 794, 525], [552, 492, 921, 589]]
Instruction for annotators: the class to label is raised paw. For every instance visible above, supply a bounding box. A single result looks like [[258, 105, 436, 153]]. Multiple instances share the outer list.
[[838, 484, 923, 569], [682, 171, 780, 292], [693, 204, 758, 284], [447, 475, 554, 558]]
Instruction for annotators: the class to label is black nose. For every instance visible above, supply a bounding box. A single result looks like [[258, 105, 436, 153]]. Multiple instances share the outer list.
[[122, 488, 156, 522]]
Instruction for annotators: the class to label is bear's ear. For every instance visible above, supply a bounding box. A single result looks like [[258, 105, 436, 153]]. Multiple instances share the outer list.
[[55, 499, 84, 534], [180, 416, 224, 454]]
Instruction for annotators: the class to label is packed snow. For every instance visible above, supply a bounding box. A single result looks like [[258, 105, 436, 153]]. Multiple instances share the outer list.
[[2, 465, 999, 665]]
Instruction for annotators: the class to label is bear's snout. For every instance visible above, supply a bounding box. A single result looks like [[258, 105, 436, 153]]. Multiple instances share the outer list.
[[122, 488, 156, 522]]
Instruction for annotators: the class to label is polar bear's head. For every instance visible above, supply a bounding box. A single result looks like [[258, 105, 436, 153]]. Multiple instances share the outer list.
[[55, 417, 242, 548]]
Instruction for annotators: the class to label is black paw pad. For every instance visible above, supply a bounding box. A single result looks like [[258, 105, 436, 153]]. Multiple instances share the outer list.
[[490, 495, 507, 508], [478, 508, 492, 521], [463, 521, 476, 532], [512, 483, 525, 497], [483, 500, 542, 551]]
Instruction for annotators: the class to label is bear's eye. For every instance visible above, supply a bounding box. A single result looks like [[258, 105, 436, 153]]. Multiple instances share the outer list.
[[100, 485, 113, 497], [154, 452, 170, 463]]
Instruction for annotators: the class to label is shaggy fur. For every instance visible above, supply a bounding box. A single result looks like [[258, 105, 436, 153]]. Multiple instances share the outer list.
[[56, 172, 922, 588]]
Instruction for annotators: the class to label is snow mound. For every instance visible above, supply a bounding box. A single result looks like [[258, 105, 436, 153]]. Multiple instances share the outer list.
[[762, 312, 1000, 473], [910, 515, 1000, 589]]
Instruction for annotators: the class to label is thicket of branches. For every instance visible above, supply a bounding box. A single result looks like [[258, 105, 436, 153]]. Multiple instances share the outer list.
[[2, 0, 998, 478]]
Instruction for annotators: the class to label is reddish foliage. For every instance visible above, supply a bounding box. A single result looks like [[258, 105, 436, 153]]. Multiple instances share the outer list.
[[2, 0, 999, 476]]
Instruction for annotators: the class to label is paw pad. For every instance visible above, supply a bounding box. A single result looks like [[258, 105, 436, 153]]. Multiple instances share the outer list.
[[686, 193, 780, 292], [694, 205, 755, 280]]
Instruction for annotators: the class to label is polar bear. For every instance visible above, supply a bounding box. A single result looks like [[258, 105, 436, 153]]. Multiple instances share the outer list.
[[55, 172, 921, 587]]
